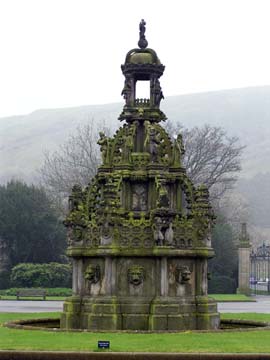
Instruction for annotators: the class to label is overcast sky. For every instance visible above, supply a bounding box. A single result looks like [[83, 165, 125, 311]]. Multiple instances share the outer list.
[[1, 0, 270, 117]]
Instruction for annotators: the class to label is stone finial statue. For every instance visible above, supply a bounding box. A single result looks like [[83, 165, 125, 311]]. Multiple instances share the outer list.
[[138, 19, 148, 49], [173, 133, 185, 165], [176, 133, 185, 155], [139, 19, 146, 37], [97, 131, 108, 164]]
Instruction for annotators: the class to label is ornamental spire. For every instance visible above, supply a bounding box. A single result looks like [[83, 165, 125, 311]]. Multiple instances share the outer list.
[[138, 19, 148, 49]]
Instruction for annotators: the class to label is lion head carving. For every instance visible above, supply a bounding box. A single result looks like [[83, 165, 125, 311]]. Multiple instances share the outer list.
[[175, 265, 191, 284], [128, 265, 144, 286], [85, 264, 100, 284]]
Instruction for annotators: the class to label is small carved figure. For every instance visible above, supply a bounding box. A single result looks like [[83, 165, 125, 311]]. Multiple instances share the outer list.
[[157, 186, 170, 208], [149, 126, 160, 162], [123, 127, 134, 162], [132, 184, 147, 211], [85, 264, 100, 284], [97, 132, 108, 164], [138, 19, 148, 49], [143, 120, 150, 150], [175, 266, 191, 284], [121, 78, 132, 105], [152, 79, 164, 107], [139, 19, 146, 37], [176, 133, 185, 155], [128, 265, 145, 286], [153, 217, 164, 246], [165, 223, 174, 245], [173, 133, 185, 166]]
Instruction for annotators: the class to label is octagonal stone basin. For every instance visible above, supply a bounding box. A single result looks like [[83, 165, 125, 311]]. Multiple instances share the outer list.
[[4, 317, 270, 332]]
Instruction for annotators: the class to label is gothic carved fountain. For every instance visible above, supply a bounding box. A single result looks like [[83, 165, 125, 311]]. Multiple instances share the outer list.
[[61, 20, 220, 331]]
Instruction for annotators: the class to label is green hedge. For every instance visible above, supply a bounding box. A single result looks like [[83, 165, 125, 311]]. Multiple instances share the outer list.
[[10, 263, 72, 288], [208, 275, 237, 294]]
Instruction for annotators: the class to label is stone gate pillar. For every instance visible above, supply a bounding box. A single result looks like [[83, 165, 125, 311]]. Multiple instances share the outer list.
[[238, 223, 251, 295]]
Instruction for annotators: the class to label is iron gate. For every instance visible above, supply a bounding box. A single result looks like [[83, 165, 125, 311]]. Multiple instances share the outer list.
[[250, 243, 270, 294]]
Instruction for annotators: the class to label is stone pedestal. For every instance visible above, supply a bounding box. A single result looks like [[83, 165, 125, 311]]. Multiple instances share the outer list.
[[61, 252, 220, 331]]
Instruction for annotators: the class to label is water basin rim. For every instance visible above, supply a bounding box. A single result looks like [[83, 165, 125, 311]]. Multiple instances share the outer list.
[[4, 318, 270, 333]]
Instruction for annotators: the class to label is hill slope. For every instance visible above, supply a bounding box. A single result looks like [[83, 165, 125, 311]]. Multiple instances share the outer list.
[[1, 86, 270, 183]]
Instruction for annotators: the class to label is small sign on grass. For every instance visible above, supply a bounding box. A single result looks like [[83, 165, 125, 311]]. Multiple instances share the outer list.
[[98, 340, 110, 349]]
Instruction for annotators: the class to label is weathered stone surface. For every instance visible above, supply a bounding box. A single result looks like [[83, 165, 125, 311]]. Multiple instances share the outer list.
[[61, 21, 220, 331], [238, 223, 251, 295]]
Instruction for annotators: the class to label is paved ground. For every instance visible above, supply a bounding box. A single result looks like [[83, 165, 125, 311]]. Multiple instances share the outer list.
[[218, 296, 270, 313], [0, 300, 63, 313], [1, 296, 270, 313]]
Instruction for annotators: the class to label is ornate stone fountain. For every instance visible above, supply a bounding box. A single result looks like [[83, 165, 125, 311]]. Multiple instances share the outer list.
[[61, 20, 220, 331]]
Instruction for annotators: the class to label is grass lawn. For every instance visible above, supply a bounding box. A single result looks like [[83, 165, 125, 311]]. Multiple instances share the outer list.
[[209, 294, 255, 302], [0, 312, 270, 352]]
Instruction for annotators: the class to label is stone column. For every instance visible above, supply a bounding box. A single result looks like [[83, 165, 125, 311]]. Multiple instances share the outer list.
[[72, 259, 78, 294], [77, 259, 83, 295], [238, 223, 251, 295], [160, 257, 168, 296]]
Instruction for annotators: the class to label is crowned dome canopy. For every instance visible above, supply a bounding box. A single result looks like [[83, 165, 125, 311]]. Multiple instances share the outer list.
[[125, 48, 161, 65]]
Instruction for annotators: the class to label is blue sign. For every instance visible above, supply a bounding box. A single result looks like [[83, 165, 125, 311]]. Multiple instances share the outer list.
[[98, 341, 110, 349]]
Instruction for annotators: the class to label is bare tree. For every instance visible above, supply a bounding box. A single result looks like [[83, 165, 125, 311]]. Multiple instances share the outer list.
[[165, 120, 245, 200], [39, 120, 105, 209]]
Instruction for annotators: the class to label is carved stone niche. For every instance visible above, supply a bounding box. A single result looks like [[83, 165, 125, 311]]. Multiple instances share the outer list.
[[175, 265, 192, 284], [127, 265, 145, 286], [84, 264, 101, 284], [131, 183, 148, 211]]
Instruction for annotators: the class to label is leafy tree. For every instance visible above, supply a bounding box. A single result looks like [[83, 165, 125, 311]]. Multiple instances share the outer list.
[[0, 180, 66, 267], [10, 263, 72, 288]]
